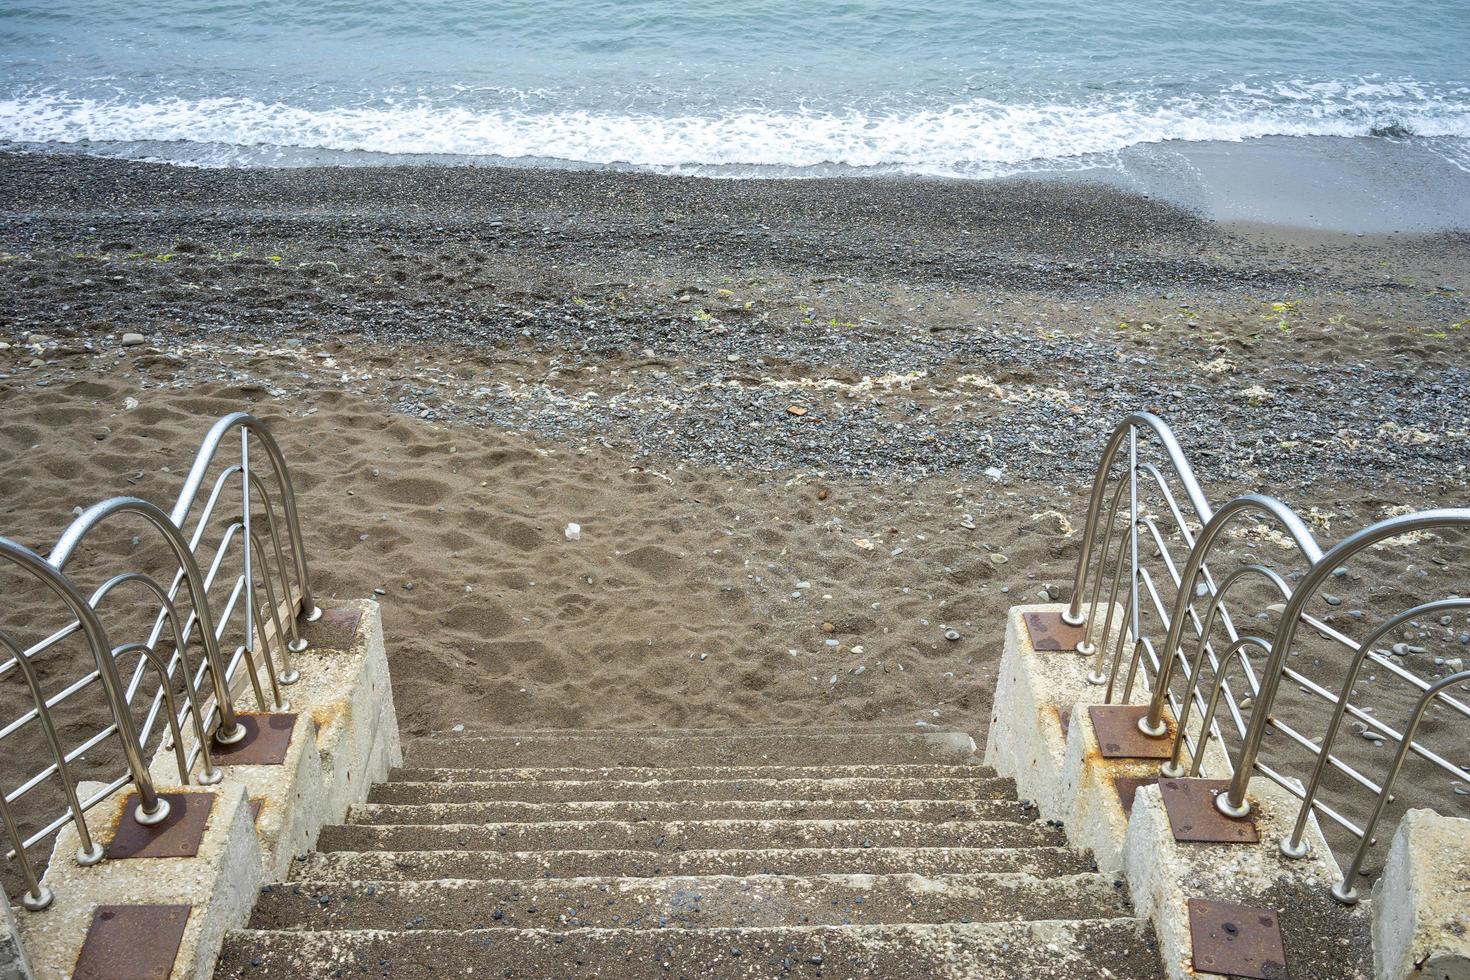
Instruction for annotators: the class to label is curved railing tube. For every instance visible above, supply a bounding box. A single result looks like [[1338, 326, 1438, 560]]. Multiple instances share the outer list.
[[1064, 412, 1213, 626], [50, 497, 247, 745], [1184, 636, 1274, 778], [0, 791, 49, 910], [0, 631, 103, 865], [89, 573, 223, 785], [1142, 493, 1323, 738], [1162, 565, 1290, 778], [1280, 596, 1470, 859], [1330, 669, 1470, 904], [169, 413, 318, 621], [0, 537, 169, 828], [1219, 508, 1470, 819]]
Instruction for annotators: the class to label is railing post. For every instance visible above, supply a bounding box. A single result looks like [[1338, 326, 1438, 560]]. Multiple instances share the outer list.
[[0, 537, 170, 828]]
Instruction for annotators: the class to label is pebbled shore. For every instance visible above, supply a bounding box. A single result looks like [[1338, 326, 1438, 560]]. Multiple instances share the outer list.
[[1, 152, 1467, 490]]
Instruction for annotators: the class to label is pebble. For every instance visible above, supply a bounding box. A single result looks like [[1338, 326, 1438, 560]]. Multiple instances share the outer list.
[[402, 582, 414, 591], [372, 587, 386, 596], [944, 629, 961, 641], [988, 553, 1008, 566], [1321, 593, 1341, 606], [565, 522, 581, 540], [120, 332, 145, 346]]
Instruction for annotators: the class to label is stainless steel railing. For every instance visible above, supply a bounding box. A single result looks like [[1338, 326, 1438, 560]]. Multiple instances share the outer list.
[[1066, 412, 1470, 903], [1, 412, 319, 912]]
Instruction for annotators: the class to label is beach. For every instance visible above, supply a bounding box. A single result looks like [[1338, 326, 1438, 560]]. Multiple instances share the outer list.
[[1, 153, 1467, 885]]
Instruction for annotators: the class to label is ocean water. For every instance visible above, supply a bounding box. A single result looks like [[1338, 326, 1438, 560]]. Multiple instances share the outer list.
[[0, 0, 1467, 181]]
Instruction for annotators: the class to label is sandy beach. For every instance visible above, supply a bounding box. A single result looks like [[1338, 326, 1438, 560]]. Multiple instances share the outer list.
[[1, 152, 1467, 889]]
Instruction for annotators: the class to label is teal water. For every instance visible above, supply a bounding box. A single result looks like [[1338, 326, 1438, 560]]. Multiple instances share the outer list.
[[0, 0, 1467, 176]]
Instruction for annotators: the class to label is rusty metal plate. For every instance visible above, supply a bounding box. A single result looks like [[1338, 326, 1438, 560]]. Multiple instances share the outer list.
[[1023, 611, 1087, 651], [304, 605, 364, 651], [1160, 778, 1260, 843], [74, 904, 190, 980], [1112, 776, 1157, 817], [1056, 706, 1072, 740], [1087, 705, 1175, 759], [108, 792, 214, 860], [1189, 898, 1287, 979], [211, 713, 297, 766]]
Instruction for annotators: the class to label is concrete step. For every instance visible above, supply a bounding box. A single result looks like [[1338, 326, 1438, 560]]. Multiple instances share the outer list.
[[248, 872, 1132, 932], [402, 731, 979, 770], [292, 845, 1099, 882], [384, 761, 1000, 784], [348, 798, 1034, 826], [215, 919, 1163, 979], [424, 724, 965, 739], [316, 819, 1067, 854], [370, 773, 1017, 804]]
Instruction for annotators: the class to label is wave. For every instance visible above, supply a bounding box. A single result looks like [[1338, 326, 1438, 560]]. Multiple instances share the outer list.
[[1, 85, 1468, 174]]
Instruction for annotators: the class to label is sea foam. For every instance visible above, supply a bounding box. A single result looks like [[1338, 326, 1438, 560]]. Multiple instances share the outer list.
[[2, 83, 1468, 175]]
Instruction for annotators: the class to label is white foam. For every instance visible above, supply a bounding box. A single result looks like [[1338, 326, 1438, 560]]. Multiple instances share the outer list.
[[1, 84, 1467, 174]]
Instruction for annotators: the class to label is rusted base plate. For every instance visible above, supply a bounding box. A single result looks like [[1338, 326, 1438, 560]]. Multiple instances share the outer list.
[[1189, 898, 1287, 979], [1087, 705, 1175, 759], [211, 713, 297, 766], [1161, 778, 1260, 843], [74, 904, 191, 980], [1112, 776, 1157, 817], [1023, 611, 1087, 651], [108, 792, 214, 860], [304, 605, 364, 651]]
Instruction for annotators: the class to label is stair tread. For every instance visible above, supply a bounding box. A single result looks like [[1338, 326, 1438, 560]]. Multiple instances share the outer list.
[[371, 774, 1015, 805], [291, 845, 1099, 882], [383, 763, 999, 784], [349, 798, 1033, 826], [423, 724, 966, 738], [216, 919, 1163, 979], [403, 732, 979, 769], [248, 872, 1132, 931], [316, 818, 1068, 854]]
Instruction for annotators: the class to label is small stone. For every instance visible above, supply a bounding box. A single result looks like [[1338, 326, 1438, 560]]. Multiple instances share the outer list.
[[817, 487, 829, 501], [402, 582, 414, 591], [786, 405, 807, 417], [373, 587, 386, 596], [120, 332, 146, 346], [984, 466, 1003, 480], [944, 629, 961, 642], [1445, 658, 1464, 671], [1322, 593, 1341, 606], [565, 523, 581, 540], [821, 622, 835, 633], [989, 553, 1008, 565]]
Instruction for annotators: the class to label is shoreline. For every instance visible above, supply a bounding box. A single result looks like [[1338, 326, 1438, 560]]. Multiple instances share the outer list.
[[5, 132, 1469, 235]]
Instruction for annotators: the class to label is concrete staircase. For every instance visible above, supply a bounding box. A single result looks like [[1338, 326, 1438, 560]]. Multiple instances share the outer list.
[[214, 725, 1162, 978]]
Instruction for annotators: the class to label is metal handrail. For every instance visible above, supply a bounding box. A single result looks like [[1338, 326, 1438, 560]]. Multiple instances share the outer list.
[[0, 412, 318, 915], [1064, 411, 1213, 630], [1066, 412, 1470, 904], [1327, 669, 1470, 904]]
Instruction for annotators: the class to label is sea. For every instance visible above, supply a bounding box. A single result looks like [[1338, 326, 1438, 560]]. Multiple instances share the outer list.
[[2, 0, 1468, 229]]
